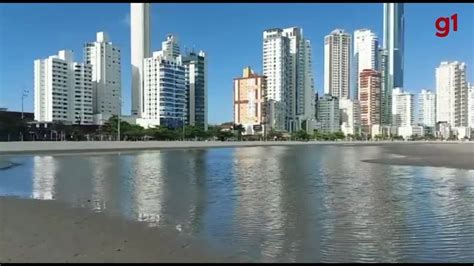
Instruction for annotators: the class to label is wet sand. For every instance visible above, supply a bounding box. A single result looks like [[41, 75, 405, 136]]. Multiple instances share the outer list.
[[0, 197, 248, 263], [362, 142, 474, 170], [1, 140, 471, 155]]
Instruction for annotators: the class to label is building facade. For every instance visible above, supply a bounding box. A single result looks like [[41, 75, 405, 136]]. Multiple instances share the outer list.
[[418, 89, 436, 128], [233, 67, 267, 135], [469, 85, 474, 128], [72, 63, 93, 124], [383, 3, 405, 92], [182, 50, 207, 130], [34, 50, 93, 125], [436, 61, 469, 127], [359, 69, 381, 135], [317, 94, 340, 133], [262, 27, 314, 133], [130, 3, 151, 117], [339, 98, 361, 136], [392, 87, 414, 127], [84, 32, 121, 124], [262, 28, 289, 131], [353, 29, 378, 100], [142, 51, 186, 128], [324, 29, 351, 101]]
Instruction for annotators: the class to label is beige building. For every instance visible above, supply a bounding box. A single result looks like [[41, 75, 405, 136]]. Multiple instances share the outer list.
[[359, 69, 381, 135], [233, 67, 267, 135]]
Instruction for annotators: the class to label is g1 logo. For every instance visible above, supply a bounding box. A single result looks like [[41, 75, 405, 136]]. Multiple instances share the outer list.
[[435, 13, 458, 38]]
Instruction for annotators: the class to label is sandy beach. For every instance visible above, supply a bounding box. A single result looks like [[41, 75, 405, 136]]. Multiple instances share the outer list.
[[0, 197, 248, 263]]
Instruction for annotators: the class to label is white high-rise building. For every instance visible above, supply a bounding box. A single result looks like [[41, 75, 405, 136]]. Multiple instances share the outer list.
[[353, 29, 378, 100], [72, 63, 93, 124], [263, 27, 314, 132], [417, 89, 436, 127], [263, 28, 289, 131], [392, 87, 414, 127], [436, 61, 469, 127], [131, 3, 151, 117], [469, 85, 474, 128], [34, 50, 92, 124], [84, 32, 121, 124], [141, 37, 187, 128], [324, 29, 351, 101]]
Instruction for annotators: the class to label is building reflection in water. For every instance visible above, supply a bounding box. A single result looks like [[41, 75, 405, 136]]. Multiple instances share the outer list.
[[32, 155, 56, 200], [232, 146, 289, 261], [130, 152, 165, 227]]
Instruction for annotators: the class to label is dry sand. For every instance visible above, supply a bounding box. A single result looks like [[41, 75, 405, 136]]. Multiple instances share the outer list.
[[0, 197, 249, 263]]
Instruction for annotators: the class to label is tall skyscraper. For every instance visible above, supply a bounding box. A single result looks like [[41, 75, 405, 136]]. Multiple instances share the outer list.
[[359, 69, 381, 135], [131, 3, 151, 117], [84, 32, 121, 124], [143, 45, 186, 128], [392, 87, 414, 127], [233, 67, 267, 135], [263, 28, 289, 132], [182, 50, 207, 130], [324, 29, 351, 101], [34, 50, 92, 124], [379, 48, 391, 125], [263, 27, 314, 132], [418, 89, 436, 127], [353, 29, 378, 100], [382, 3, 405, 125], [436, 61, 469, 127]]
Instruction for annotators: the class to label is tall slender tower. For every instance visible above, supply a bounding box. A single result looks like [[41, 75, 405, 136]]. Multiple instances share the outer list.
[[382, 3, 404, 125], [131, 3, 151, 117], [324, 29, 351, 101]]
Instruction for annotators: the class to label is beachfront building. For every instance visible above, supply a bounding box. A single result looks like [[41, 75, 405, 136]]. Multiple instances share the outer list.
[[353, 29, 378, 100], [34, 50, 93, 125], [358, 69, 381, 136], [324, 29, 351, 101], [317, 94, 340, 133], [418, 89, 436, 128], [436, 61, 469, 128], [339, 98, 361, 136], [262, 27, 315, 133], [141, 39, 187, 128], [468, 85, 474, 128], [392, 87, 414, 127], [182, 50, 208, 130], [233, 67, 267, 136], [84, 32, 122, 125]]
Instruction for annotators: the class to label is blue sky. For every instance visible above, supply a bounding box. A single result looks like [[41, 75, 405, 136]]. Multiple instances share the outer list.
[[0, 3, 473, 124]]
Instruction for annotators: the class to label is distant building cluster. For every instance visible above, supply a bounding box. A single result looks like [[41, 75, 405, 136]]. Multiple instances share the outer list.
[[232, 3, 474, 140], [33, 3, 207, 130]]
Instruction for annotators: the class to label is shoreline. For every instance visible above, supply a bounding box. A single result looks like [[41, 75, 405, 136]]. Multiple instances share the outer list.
[[0, 197, 248, 263], [1, 140, 472, 155]]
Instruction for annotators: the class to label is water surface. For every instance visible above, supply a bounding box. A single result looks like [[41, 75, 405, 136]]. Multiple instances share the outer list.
[[1, 145, 473, 262]]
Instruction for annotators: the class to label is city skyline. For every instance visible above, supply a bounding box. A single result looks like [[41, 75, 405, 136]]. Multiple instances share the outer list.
[[0, 3, 473, 124]]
